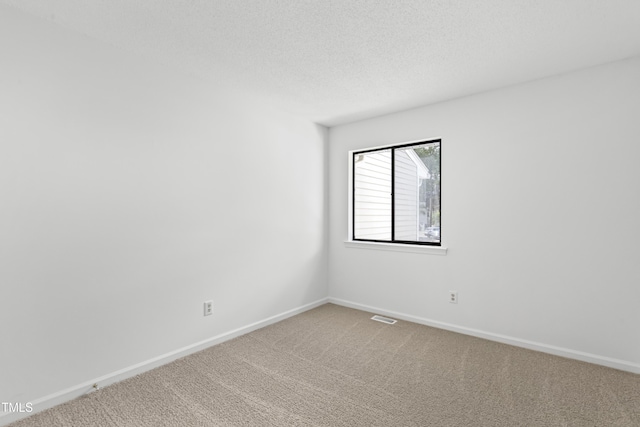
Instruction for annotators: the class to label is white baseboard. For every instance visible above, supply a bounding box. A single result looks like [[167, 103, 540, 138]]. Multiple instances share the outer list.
[[0, 297, 329, 427], [328, 297, 640, 375]]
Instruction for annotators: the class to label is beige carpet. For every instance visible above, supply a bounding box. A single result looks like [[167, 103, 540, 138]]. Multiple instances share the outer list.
[[9, 303, 640, 426]]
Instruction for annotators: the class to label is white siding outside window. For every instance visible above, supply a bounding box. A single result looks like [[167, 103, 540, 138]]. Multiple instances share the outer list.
[[353, 150, 391, 240], [394, 149, 429, 241]]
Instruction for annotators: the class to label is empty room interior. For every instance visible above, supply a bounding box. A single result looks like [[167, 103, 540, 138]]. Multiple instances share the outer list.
[[1, 1, 639, 426]]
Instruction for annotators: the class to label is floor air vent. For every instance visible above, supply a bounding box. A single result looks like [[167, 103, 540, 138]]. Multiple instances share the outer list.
[[371, 315, 397, 325]]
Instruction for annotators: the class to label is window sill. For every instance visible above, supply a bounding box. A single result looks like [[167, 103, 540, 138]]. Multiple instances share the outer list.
[[344, 240, 448, 255]]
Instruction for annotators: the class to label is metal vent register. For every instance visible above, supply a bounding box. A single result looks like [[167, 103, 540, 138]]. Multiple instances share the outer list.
[[370, 315, 397, 325]]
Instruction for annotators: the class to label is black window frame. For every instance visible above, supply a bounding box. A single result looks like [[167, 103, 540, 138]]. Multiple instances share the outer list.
[[352, 138, 441, 246]]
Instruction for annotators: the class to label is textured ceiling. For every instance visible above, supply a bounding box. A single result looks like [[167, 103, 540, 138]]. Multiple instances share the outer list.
[[3, 0, 640, 126]]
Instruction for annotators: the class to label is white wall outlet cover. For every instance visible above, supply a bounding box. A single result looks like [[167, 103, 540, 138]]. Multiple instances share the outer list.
[[449, 291, 458, 304], [204, 300, 213, 316]]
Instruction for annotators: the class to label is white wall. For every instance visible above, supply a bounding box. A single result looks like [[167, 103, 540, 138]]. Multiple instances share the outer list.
[[0, 4, 328, 412], [329, 57, 640, 371]]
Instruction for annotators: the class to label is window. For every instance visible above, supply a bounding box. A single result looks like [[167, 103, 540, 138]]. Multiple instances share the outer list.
[[352, 139, 441, 246]]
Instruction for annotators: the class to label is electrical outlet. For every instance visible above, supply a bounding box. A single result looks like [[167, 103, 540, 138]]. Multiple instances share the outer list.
[[204, 300, 213, 316], [449, 291, 458, 304]]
